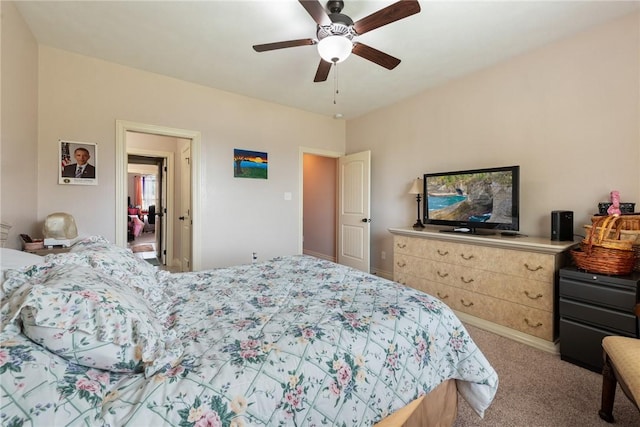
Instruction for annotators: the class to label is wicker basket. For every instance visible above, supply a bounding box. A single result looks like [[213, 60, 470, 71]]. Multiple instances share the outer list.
[[571, 246, 635, 275], [584, 225, 640, 245], [583, 216, 633, 251], [584, 216, 640, 272], [592, 213, 640, 231], [572, 215, 636, 275], [633, 246, 640, 273]]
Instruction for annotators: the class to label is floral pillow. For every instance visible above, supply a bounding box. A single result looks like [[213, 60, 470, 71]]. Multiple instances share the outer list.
[[70, 236, 169, 301], [3, 262, 182, 377]]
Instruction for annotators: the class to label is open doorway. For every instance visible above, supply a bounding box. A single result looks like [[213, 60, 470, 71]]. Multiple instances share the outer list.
[[299, 147, 342, 262], [299, 147, 372, 273], [115, 120, 202, 272], [127, 154, 165, 266], [302, 153, 337, 262]]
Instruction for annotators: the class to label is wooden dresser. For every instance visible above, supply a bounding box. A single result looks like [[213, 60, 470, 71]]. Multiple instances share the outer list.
[[388, 227, 577, 353]]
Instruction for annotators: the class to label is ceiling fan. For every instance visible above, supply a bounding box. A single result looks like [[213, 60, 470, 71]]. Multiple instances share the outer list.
[[252, 0, 421, 82]]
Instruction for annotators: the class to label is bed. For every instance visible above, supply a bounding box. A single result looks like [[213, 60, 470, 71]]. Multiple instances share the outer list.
[[0, 236, 498, 426]]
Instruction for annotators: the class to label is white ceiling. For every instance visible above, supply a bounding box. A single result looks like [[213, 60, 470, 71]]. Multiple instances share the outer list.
[[14, 0, 639, 120]]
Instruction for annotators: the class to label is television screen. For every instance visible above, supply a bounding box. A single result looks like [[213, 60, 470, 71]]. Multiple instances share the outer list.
[[423, 165, 520, 233]]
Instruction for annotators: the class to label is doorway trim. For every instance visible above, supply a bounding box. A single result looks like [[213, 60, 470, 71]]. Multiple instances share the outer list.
[[298, 147, 343, 255], [116, 120, 202, 270]]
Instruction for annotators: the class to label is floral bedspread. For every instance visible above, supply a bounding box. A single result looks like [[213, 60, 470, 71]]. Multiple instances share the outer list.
[[1, 240, 497, 427]]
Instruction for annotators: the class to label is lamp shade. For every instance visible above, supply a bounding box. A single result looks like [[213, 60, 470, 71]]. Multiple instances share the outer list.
[[317, 35, 353, 63], [408, 177, 423, 195], [43, 212, 78, 239]]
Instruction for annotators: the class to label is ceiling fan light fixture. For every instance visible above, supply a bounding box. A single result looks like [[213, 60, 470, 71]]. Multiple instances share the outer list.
[[317, 35, 353, 63]]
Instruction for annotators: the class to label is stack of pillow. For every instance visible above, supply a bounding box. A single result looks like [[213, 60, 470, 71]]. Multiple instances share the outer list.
[[1, 236, 182, 377]]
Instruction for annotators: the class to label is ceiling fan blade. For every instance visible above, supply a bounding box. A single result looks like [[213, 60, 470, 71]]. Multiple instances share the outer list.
[[352, 43, 401, 70], [253, 38, 315, 52], [299, 0, 331, 26], [353, 0, 421, 35], [314, 59, 332, 82]]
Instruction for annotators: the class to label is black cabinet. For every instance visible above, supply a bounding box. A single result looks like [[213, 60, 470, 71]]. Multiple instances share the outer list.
[[558, 267, 640, 373]]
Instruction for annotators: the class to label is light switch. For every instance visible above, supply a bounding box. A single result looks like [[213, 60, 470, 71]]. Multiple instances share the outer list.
[[284, 192, 292, 201]]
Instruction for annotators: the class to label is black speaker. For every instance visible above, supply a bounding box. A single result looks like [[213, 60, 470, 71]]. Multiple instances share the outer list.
[[551, 210, 573, 241]]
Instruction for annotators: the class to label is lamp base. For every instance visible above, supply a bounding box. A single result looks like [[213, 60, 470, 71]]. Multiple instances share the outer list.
[[412, 219, 425, 229]]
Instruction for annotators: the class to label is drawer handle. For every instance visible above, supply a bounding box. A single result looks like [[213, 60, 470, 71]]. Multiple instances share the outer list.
[[396, 261, 406, 268], [524, 263, 543, 272], [524, 291, 543, 300], [460, 253, 474, 261], [460, 276, 474, 284], [437, 250, 449, 256], [437, 271, 449, 278], [460, 299, 474, 307], [524, 318, 543, 328], [437, 292, 449, 300], [397, 243, 407, 249]]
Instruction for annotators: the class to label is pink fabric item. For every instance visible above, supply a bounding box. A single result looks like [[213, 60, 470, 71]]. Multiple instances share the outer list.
[[129, 215, 144, 237], [607, 190, 621, 215]]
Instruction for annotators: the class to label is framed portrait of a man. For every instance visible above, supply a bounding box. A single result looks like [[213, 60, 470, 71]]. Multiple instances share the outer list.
[[59, 140, 98, 185]]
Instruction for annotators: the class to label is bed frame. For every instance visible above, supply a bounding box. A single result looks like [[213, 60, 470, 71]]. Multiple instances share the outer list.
[[374, 380, 458, 427]]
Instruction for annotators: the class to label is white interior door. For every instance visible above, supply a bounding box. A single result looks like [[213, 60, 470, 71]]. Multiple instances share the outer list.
[[180, 145, 192, 271], [338, 150, 371, 272]]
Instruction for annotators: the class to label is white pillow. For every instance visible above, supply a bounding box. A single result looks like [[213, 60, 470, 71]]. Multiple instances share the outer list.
[[0, 248, 44, 286], [0, 248, 44, 270]]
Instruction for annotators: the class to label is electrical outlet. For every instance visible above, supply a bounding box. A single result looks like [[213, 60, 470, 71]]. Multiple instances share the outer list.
[[381, 251, 386, 260]]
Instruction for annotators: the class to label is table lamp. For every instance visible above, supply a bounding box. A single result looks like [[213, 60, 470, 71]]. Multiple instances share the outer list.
[[409, 177, 425, 229]]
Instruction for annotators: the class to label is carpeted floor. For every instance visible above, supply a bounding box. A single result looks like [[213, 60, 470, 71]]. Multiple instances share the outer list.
[[454, 324, 638, 426]]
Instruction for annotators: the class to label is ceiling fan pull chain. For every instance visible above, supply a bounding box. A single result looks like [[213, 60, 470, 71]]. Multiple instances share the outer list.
[[333, 62, 339, 105]]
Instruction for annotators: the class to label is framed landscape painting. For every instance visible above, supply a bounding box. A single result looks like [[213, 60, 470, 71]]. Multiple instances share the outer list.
[[233, 149, 268, 179]]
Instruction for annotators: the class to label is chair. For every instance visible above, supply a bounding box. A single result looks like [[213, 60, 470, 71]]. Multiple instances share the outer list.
[[598, 303, 640, 423]]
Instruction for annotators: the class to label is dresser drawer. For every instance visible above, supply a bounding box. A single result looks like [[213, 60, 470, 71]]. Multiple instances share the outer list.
[[559, 277, 637, 312], [438, 263, 553, 312], [413, 278, 553, 341], [559, 318, 611, 373], [443, 243, 554, 281], [467, 291, 553, 341], [396, 236, 555, 281], [396, 255, 552, 311], [559, 298, 638, 336]]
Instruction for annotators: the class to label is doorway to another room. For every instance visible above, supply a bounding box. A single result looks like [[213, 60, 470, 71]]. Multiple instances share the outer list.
[[302, 153, 337, 262], [116, 120, 202, 272], [127, 154, 164, 267], [300, 148, 371, 273]]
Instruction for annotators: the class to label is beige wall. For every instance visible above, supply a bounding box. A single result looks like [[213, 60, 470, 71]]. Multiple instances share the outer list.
[[4, 4, 638, 274], [32, 46, 345, 268], [347, 12, 640, 276], [1, 1, 39, 248]]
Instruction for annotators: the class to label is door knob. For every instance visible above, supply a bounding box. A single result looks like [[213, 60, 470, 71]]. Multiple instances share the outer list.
[[179, 216, 185, 221], [361, 218, 371, 223]]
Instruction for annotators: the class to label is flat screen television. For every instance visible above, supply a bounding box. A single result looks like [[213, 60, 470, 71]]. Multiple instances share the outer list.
[[423, 165, 520, 234]]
